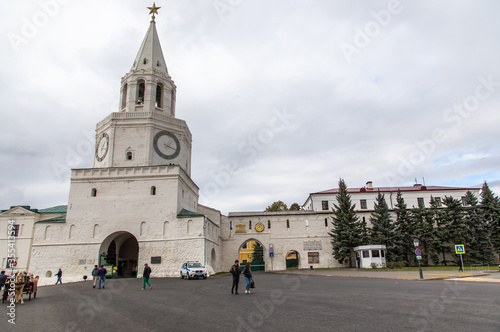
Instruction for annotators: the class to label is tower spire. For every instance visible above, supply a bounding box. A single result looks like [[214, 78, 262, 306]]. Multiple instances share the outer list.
[[148, 2, 161, 22]]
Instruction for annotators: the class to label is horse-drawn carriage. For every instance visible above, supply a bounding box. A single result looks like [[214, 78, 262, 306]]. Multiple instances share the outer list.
[[1, 272, 39, 304]]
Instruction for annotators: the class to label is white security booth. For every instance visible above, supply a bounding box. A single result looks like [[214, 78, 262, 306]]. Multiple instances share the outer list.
[[353, 245, 387, 268]]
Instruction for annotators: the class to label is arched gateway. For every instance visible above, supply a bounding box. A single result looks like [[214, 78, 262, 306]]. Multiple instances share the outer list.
[[99, 231, 139, 277]]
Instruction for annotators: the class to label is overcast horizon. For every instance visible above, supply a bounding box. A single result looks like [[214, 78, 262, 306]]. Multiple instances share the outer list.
[[1, 1, 500, 215]]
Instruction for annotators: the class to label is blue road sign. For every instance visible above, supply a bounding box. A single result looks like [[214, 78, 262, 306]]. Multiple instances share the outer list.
[[269, 252, 274, 258], [415, 249, 421, 256], [455, 244, 465, 254]]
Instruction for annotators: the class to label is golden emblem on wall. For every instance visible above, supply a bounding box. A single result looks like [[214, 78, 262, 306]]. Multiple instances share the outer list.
[[235, 223, 246, 233], [255, 222, 265, 232]]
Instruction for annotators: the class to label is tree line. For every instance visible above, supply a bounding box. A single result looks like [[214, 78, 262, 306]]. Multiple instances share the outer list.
[[329, 179, 500, 267]]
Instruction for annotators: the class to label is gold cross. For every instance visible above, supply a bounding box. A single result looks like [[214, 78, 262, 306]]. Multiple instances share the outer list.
[[148, 2, 161, 21]]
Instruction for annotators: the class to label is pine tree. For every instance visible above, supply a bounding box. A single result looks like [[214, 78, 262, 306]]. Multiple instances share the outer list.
[[394, 190, 414, 265], [427, 197, 445, 265], [442, 196, 468, 266], [464, 191, 495, 265], [369, 191, 400, 262], [252, 242, 264, 262], [329, 179, 362, 266], [480, 181, 500, 254], [411, 200, 434, 266]]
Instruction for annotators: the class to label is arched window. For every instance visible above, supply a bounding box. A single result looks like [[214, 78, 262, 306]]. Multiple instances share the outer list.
[[69, 225, 76, 239], [44, 226, 51, 240], [156, 83, 163, 108], [121, 83, 128, 110], [93, 224, 100, 238], [163, 221, 169, 236], [137, 80, 145, 104], [126, 152, 133, 160], [91, 188, 97, 197], [151, 186, 156, 195]]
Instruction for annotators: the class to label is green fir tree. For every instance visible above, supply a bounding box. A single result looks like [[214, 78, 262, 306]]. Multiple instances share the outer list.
[[329, 179, 362, 266], [369, 191, 400, 262]]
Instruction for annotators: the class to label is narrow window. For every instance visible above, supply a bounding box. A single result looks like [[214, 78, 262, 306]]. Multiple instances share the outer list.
[[230, 221, 233, 230], [461, 196, 467, 206], [151, 186, 156, 195], [321, 201, 328, 210], [91, 188, 97, 197], [249, 220, 252, 230], [143, 58, 147, 65], [362, 217, 366, 223], [324, 218, 328, 227], [157, 60, 160, 67], [360, 199, 367, 209], [381, 250, 385, 258], [417, 197, 424, 207], [121, 83, 128, 110], [137, 80, 145, 104], [434, 197, 442, 207], [126, 152, 133, 160], [156, 83, 163, 108], [268, 220, 271, 229], [9, 225, 20, 237], [286, 219, 290, 228], [372, 250, 380, 258]]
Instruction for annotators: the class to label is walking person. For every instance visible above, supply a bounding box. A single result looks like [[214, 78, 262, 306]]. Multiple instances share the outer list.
[[230, 260, 241, 294], [91, 265, 99, 288], [98, 265, 107, 289], [55, 269, 63, 284], [142, 263, 152, 290], [243, 262, 252, 294]]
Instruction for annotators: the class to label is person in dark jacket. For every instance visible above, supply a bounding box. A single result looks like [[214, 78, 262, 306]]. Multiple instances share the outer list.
[[91, 265, 99, 288], [230, 260, 241, 294], [142, 263, 152, 290], [0, 271, 7, 294], [98, 265, 107, 289], [243, 262, 253, 294], [55, 269, 62, 284]]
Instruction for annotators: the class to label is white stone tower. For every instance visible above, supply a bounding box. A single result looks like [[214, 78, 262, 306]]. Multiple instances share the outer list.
[[30, 6, 222, 282]]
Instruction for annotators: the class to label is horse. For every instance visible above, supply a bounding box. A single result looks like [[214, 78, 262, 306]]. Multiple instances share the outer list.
[[14, 272, 28, 304]]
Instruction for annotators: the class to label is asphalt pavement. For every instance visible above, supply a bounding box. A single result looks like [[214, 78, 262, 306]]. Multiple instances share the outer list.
[[1, 271, 499, 332]]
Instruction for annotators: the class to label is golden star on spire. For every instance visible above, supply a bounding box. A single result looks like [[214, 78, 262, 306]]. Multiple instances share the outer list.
[[148, 2, 161, 22]]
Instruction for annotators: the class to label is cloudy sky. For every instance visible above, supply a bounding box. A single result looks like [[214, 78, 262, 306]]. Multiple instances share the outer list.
[[1, 0, 500, 214]]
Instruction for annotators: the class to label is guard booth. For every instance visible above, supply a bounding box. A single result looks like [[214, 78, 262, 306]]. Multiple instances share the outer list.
[[353, 245, 387, 268]]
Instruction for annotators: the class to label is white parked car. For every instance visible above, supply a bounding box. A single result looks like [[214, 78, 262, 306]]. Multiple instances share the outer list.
[[180, 261, 208, 279]]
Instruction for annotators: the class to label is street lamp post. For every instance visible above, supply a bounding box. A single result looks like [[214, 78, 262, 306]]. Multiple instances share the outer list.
[[413, 238, 424, 280]]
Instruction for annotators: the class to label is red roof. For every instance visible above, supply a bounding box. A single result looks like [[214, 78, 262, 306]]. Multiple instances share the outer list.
[[311, 185, 478, 195]]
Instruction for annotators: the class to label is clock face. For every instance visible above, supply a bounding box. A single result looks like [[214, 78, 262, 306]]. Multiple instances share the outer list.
[[255, 223, 265, 232], [153, 131, 181, 160], [95, 133, 109, 162]]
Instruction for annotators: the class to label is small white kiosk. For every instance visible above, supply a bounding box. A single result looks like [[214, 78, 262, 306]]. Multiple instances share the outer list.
[[353, 245, 387, 268]]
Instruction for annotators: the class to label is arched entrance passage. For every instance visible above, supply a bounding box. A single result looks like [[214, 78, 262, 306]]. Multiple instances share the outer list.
[[99, 231, 139, 278], [238, 239, 265, 271], [286, 250, 300, 269]]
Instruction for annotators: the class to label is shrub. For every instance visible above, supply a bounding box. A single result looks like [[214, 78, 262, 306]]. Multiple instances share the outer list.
[[370, 262, 378, 269]]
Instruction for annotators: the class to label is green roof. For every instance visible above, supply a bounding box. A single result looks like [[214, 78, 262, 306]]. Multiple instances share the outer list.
[[36, 215, 66, 223], [177, 209, 204, 218], [39, 205, 67, 214]]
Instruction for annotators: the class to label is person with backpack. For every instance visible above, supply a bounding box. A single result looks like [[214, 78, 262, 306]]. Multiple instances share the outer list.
[[229, 260, 241, 294]]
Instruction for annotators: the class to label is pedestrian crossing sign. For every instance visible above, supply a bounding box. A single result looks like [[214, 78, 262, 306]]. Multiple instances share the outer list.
[[455, 244, 465, 254]]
